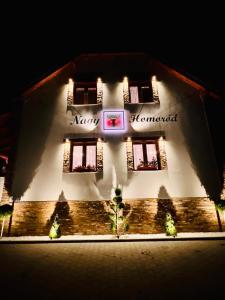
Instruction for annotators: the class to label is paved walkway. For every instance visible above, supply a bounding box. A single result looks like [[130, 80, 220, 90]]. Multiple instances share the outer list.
[[0, 240, 225, 299], [1, 231, 225, 243]]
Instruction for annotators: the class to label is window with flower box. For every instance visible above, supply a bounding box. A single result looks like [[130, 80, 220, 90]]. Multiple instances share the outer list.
[[71, 140, 97, 172], [132, 139, 161, 171]]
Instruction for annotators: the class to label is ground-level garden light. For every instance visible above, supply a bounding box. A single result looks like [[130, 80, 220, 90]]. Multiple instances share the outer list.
[[0, 204, 13, 238]]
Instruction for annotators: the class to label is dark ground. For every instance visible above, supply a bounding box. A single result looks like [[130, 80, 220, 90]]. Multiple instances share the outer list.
[[0, 240, 225, 299]]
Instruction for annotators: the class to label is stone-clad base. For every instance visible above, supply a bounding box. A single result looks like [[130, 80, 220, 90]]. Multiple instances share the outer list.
[[0, 198, 223, 237]]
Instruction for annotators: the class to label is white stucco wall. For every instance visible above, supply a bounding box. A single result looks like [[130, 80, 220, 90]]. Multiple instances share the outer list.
[[11, 63, 220, 201]]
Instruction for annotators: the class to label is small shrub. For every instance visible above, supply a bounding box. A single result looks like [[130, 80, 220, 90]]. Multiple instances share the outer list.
[[49, 214, 61, 239], [0, 204, 13, 220], [215, 200, 225, 213], [108, 186, 129, 237], [113, 196, 122, 203], [165, 213, 177, 237], [0, 204, 13, 237], [115, 188, 121, 196]]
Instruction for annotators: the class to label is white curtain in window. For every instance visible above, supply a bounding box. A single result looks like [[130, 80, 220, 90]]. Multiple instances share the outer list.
[[130, 86, 139, 103], [86, 145, 96, 168], [146, 144, 158, 168], [72, 146, 83, 169], [133, 144, 143, 170]]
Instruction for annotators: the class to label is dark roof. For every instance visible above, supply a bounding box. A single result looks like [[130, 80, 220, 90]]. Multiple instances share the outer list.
[[23, 52, 220, 99]]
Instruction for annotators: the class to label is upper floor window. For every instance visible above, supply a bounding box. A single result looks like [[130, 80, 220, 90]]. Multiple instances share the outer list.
[[123, 76, 159, 104], [74, 82, 97, 105], [129, 80, 153, 104], [132, 139, 160, 171], [71, 140, 97, 172]]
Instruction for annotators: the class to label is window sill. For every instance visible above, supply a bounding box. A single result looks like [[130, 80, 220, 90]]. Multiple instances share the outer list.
[[128, 169, 165, 172], [72, 169, 97, 173], [68, 103, 102, 107], [125, 101, 159, 105], [63, 171, 99, 174]]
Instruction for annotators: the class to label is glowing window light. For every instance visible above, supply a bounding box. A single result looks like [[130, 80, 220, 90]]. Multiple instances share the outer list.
[[146, 144, 158, 168], [72, 146, 83, 170], [86, 145, 96, 168], [133, 144, 144, 170], [130, 86, 139, 103]]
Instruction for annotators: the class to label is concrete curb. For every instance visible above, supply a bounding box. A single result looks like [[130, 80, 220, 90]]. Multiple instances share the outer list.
[[1, 232, 225, 243]]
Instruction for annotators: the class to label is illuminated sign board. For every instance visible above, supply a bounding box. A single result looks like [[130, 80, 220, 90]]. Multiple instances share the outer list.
[[70, 108, 178, 134], [103, 111, 125, 131]]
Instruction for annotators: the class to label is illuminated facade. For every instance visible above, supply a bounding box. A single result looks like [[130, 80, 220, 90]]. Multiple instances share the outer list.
[[10, 53, 221, 203]]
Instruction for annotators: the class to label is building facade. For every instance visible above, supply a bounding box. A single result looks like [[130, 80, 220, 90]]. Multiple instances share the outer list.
[[11, 53, 221, 202]]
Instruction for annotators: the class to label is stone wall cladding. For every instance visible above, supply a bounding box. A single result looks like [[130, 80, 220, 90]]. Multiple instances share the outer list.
[[1, 185, 10, 203], [97, 139, 103, 171], [126, 139, 134, 171], [1, 198, 222, 237], [63, 140, 71, 173]]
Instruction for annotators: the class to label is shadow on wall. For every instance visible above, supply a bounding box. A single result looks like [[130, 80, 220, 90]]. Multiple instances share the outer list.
[[155, 185, 177, 227], [178, 90, 222, 201], [204, 94, 225, 198], [166, 73, 222, 201], [108, 138, 127, 186], [46, 191, 73, 233], [11, 71, 68, 200]]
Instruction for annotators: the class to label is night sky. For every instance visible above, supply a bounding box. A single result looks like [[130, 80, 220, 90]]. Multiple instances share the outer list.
[[1, 5, 224, 113]]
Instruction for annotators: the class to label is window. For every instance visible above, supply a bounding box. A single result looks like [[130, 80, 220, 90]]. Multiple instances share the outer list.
[[74, 82, 97, 105], [132, 139, 160, 170], [129, 81, 153, 103], [71, 140, 97, 172]]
